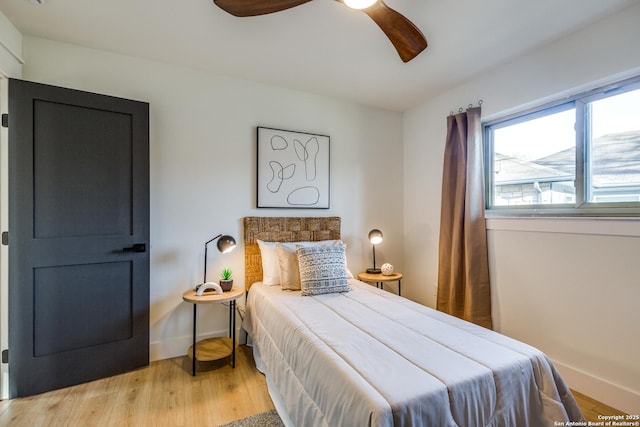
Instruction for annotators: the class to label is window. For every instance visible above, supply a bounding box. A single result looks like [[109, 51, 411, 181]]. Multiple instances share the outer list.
[[484, 76, 640, 216]]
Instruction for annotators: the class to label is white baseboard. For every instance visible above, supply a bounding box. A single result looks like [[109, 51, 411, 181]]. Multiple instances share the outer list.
[[553, 359, 640, 414]]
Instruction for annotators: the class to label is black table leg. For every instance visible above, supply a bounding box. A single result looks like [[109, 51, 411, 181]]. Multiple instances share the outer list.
[[231, 300, 236, 368], [192, 304, 197, 376]]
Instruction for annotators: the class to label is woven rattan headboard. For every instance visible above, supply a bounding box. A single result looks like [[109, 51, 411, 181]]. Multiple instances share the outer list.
[[243, 216, 341, 291]]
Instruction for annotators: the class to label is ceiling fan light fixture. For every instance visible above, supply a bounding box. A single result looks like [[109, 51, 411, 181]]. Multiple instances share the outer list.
[[344, 0, 377, 10], [212, 0, 427, 62]]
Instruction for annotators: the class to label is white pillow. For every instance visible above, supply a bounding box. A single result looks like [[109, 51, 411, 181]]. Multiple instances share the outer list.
[[259, 239, 353, 288], [276, 243, 301, 290], [256, 239, 280, 286]]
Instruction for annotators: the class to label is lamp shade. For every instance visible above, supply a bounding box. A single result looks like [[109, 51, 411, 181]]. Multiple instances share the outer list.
[[216, 235, 236, 253], [368, 229, 383, 245], [202, 233, 237, 287]]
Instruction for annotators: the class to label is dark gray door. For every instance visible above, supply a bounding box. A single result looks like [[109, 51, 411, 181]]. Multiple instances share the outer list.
[[7, 79, 149, 398]]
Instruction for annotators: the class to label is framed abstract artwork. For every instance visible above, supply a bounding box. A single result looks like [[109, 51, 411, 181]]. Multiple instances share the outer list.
[[257, 127, 330, 209]]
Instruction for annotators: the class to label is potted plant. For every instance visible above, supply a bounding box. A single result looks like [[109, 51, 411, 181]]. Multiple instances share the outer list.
[[220, 268, 233, 292]]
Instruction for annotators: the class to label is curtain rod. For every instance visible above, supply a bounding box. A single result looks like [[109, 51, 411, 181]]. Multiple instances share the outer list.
[[449, 100, 483, 116]]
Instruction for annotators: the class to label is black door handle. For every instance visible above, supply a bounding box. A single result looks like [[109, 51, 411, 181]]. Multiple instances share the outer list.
[[123, 243, 146, 253]]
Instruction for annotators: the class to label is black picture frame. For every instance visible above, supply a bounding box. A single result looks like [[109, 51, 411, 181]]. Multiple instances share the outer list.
[[257, 127, 330, 209]]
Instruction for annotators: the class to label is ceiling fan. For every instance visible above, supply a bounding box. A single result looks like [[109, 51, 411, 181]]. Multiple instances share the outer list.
[[212, 0, 427, 62]]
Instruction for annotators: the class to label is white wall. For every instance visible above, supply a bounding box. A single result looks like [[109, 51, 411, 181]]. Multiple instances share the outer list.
[[404, 3, 640, 413], [19, 37, 404, 362]]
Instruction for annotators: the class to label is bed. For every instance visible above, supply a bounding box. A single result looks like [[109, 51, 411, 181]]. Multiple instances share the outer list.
[[241, 216, 584, 426]]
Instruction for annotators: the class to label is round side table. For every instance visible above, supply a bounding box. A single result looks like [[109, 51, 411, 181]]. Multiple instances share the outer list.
[[357, 271, 403, 296], [182, 286, 243, 375]]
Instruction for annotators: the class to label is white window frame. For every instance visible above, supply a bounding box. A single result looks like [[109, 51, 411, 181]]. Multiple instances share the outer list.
[[484, 75, 640, 217]]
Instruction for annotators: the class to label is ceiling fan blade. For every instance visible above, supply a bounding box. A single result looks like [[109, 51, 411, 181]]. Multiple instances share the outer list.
[[339, 0, 427, 62], [213, 0, 313, 17]]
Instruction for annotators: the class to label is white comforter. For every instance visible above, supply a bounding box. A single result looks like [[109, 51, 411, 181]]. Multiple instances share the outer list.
[[243, 280, 584, 427]]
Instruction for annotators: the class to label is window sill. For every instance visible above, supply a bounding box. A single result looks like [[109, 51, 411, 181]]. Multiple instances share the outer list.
[[485, 216, 640, 237]]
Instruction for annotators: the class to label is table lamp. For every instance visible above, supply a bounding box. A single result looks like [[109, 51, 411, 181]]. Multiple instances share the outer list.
[[195, 233, 236, 294], [366, 229, 383, 274]]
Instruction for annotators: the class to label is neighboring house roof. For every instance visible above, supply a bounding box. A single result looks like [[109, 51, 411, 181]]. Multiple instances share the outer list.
[[495, 130, 640, 188], [494, 154, 571, 185]]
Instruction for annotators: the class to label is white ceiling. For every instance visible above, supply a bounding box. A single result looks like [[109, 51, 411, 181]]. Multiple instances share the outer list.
[[1, 0, 637, 111]]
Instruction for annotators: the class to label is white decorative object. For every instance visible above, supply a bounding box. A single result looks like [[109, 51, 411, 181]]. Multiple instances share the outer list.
[[381, 263, 394, 276], [195, 282, 223, 296]]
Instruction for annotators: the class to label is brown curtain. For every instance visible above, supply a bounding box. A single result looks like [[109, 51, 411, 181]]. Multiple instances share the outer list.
[[437, 107, 492, 329]]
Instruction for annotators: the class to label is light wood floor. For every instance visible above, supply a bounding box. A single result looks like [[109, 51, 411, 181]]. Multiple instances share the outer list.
[[0, 346, 274, 427], [571, 389, 628, 422], [0, 345, 627, 426]]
